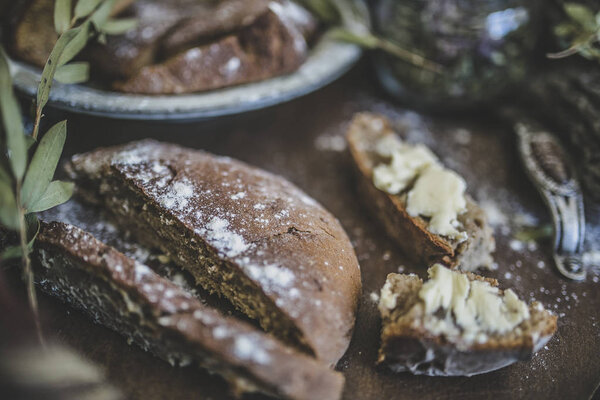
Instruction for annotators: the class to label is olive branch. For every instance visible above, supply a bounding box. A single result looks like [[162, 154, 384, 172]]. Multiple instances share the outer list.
[[0, 0, 136, 344], [297, 0, 442, 73], [548, 2, 600, 61]]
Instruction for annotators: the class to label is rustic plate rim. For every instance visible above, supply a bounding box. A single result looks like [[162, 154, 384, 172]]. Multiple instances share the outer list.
[[9, 36, 362, 121]]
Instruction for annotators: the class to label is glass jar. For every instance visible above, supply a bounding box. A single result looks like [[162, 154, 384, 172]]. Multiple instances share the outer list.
[[372, 0, 541, 111]]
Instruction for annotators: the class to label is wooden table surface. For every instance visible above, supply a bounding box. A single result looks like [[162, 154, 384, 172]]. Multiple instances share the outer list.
[[24, 62, 600, 400]]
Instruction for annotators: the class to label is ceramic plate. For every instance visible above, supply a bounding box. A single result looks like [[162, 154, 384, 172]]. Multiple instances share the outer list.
[[9, 35, 361, 121]]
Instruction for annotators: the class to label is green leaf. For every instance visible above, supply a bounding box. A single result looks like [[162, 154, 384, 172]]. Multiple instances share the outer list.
[[0, 180, 18, 230], [57, 22, 91, 67], [37, 28, 80, 115], [55, 62, 90, 84], [97, 33, 107, 44], [329, 27, 378, 48], [295, 0, 340, 23], [100, 18, 137, 35], [514, 224, 553, 242], [0, 47, 27, 180], [25, 135, 36, 149], [25, 213, 40, 244], [54, 0, 73, 34], [27, 180, 74, 213], [564, 3, 596, 30], [74, 0, 102, 20], [554, 22, 577, 38], [90, 0, 117, 29], [0, 163, 11, 184], [21, 120, 67, 211], [0, 245, 22, 260]]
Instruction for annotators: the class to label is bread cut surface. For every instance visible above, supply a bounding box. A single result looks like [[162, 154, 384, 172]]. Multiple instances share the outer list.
[[66, 139, 362, 367], [346, 112, 495, 271], [32, 221, 344, 400], [377, 269, 557, 376]]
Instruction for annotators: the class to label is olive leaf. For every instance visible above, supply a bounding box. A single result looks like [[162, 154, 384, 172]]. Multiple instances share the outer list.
[[514, 224, 553, 243], [74, 0, 103, 20], [0, 163, 11, 184], [564, 3, 596, 30], [329, 28, 442, 73], [549, 2, 600, 61], [298, 0, 441, 73], [25, 135, 36, 149], [91, 0, 117, 29], [37, 29, 80, 125], [0, 180, 18, 230], [0, 217, 37, 259], [21, 120, 67, 211], [54, 0, 73, 34], [27, 181, 74, 213], [25, 213, 40, 243], [57, 22, 92, 67], [0, 47, 27, 180], [101, 18, 138, 35], [0, 246, 22, 260], [55, 62, 90, 84], [297, 0, 339, 23]]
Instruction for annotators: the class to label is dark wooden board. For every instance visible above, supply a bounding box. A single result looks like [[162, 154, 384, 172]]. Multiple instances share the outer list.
[[19, 64, 600, 400]]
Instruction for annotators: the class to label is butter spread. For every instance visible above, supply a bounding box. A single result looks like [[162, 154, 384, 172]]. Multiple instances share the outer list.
[[419, 264, 530, 342], [372, 134, 468, 242], [373, 136, 438, 194], [378, 277, 400, 316], [406, 165, 468, 242]]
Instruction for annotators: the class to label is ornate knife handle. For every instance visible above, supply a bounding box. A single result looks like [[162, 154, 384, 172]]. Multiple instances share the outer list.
[[515, 121, 586, 281]]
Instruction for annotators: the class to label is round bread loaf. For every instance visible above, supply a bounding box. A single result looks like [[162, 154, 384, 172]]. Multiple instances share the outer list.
[[67, 140, 362, 366]]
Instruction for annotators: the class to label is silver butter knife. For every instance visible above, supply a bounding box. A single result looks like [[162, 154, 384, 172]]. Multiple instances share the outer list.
[[514, 120, 586, 281]]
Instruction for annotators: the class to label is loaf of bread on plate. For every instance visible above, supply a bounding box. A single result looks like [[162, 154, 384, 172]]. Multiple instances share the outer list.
[[32, 220, 343, 400], [346, 112, 495, 271], [9, 0, 317, 94], [377, 264, 557, 376], [65, 139, 362, 367]]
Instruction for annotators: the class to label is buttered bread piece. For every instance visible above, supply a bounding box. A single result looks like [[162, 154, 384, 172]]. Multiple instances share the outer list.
[[377, 264, 557, 376], [347, 112, 495, 270], [66, 140, 362, 367], [373, 134, 469, 242]]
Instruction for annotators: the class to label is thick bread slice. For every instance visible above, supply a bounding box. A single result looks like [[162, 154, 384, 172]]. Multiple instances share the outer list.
[[66, 140, 361, 367], [346, 112, 495, 270], [33, 221, 344, 400], [377, 272, 557, 376]]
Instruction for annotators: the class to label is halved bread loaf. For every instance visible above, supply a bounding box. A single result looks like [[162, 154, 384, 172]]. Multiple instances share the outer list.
[[346, 112, 494, 271], [32, 221, 344, 400], [377, 265, 557, 376], [66, 140, 362, 367]]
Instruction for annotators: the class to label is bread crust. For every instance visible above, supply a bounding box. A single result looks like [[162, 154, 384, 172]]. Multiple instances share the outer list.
[[66, 140, 362, 367], [33, 221, 344, 400], [346, 112, 495, 270]]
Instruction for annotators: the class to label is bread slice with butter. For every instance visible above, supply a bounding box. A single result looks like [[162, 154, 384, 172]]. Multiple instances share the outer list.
[[346, 112, 495, 271], [377, 264, 557, 376]]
